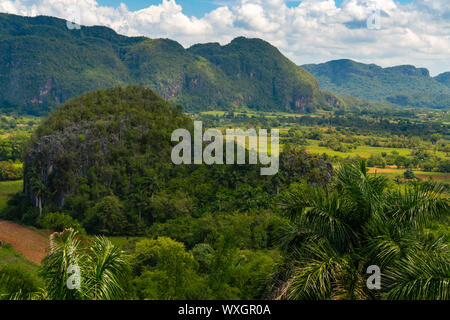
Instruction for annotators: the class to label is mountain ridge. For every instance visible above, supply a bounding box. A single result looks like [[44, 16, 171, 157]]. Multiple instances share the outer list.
[[0, 13, 330, 115], [2, 13, 444, 115], [302, 59, 450, 109]]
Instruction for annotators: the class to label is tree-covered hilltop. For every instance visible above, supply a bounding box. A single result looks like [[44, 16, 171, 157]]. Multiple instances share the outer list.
[[14, 86, 333, 236], [435, 72, 450, 88], [187, 37, 326, 112], [22, 86, 190, 222], [0, 13, 331, 115], [302, 59, 450, 109]]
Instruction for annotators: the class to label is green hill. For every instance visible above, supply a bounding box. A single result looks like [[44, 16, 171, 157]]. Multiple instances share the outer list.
[[188, 37, 326, 112], [302, 59, 450, 109], [0, 13, 328, 115], [23, 86, 191, 218], [435, 72, 450, 88]]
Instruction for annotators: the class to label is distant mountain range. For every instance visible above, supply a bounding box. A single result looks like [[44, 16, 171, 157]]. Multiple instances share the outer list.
[[0, 13, 335, 115], [302, 59, 450, 109], [0, 13, 447, 115]]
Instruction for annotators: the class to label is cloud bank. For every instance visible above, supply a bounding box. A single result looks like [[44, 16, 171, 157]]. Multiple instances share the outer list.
[[0, 0, 449, 75]]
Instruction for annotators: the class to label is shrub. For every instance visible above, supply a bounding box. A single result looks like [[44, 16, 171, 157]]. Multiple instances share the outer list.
[[0, 193, 29, 221], [83, 195, 127, 235], [38, 212, 84, 233], [437, 160, 450, 173], [0, 161, 22, 181], [404, 169, 416, 180]]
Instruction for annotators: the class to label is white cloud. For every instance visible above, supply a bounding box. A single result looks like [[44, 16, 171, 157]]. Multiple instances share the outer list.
[[0, 0, 449, 75]]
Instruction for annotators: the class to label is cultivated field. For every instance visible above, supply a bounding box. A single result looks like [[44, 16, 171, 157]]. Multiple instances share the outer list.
[[0, 221, 48, 265]]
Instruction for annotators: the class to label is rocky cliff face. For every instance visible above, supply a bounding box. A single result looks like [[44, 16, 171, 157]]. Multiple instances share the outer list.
[[24, 120, 120, 207], [24, 86, 190, 210]]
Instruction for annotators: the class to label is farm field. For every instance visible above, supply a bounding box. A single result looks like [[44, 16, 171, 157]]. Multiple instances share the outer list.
[[0, 221, 49, 265], [200, 110, 326, 118], [0, 180, 49, 268], [367, 168, 450, 183], [304, 139, 412, 158], [199, 109, 449, 189]]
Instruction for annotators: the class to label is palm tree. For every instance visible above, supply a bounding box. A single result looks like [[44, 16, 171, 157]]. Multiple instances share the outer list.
[[14, 228, 128, 300], [132, 176, 158, 221], [31, 178, 46, 216], [275, 160, 449, 300]]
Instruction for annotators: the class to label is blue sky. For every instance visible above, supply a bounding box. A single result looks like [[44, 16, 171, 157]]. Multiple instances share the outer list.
[[97, 0, 414, 18], [0, 0, 448, 74], [99, 0, 221, 17]]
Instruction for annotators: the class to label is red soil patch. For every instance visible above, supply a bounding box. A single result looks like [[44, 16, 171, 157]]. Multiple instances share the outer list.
[[0, 221, 49, 265], [416, 174, 450, 181]]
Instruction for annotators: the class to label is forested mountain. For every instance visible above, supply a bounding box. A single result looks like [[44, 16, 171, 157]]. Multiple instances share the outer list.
[[12, 86, 336, 235], [0, 13, 331, 115], [435, 72, 450, 88], [302, 59, 450, 109]]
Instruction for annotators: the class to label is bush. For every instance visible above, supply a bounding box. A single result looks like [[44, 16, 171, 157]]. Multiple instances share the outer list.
[[132, 237, 211, 299], [20, 208, 40, 226], [0, 161, 22, 181], [404, 169, 416, 180], [38, 212, 84, 233], [367, 154, 387, 168], [83, 195, 127, 235], [437, 160, 450, 173], [0, 193, 29, 221]]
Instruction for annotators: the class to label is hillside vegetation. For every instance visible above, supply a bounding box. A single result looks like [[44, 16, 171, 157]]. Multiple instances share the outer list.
[[0, 13, 334, 115], [302, 59, 450, 109], [0, 86, 447, 300]]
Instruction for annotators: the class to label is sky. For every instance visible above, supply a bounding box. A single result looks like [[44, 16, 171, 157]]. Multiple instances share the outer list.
[[95, 0, 413, 17], [0, 0, 449, 75]]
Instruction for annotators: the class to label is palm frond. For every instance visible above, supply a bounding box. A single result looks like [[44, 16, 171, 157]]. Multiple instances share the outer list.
[[385, 183, 449, 228], [39, 228, 85, 300], [284, 240, 344, 300], [84, 236, 128, 300], [383, 243, 450, 300]]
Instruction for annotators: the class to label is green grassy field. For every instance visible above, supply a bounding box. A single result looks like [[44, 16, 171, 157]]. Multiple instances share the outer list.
[[304, 139, 411, 158], [0, 242, 40, 275], [200, 110, 323, 118], [0, 180, 22, 211]]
